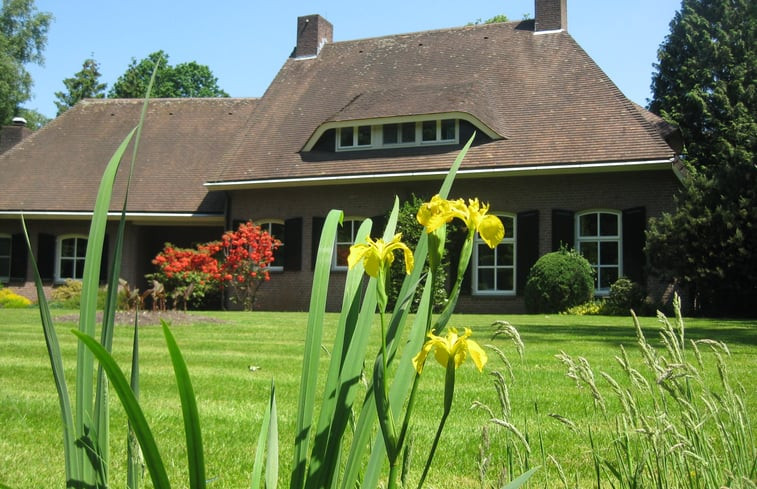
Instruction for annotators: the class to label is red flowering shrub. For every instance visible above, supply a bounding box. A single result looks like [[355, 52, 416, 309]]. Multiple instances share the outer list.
[[146, 222, 280, 311]]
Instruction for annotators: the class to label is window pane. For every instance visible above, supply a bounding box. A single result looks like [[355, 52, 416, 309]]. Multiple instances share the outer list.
[[497, 269, 514, 291], [422, 121, 436, 141], [335, 244, 350, 267], [0, 238, 9, 255], [61, 239, 75, 258], [357, 125, 371, 146], [269, 223, 284, 238], [401, 122, 416, 142], [477, 269, 494, 291], [599, 267, 618, 290], [600, 213, 618, 236], [599, 242, 618, 265], [60, 259, 74, 279], [383, 124, 398, 144], [580, 214, 597, 237], [75, 259, 86, 279], [75, 239, 87, 258], [500, 216, 514, 234], [337, 222, 354, 242], [581, 242, 598, 264], [441, 119, 455, 140], [340, 127, 354, 147], [497, 243, 514, 266], [478, 245, 494, 266]]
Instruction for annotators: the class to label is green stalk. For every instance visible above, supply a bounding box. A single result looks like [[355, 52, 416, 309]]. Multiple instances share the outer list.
[[416, 359, 456, 489]]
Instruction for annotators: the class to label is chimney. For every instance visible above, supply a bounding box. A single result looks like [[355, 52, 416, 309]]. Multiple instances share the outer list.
[[0, 117, 31, 154], [294, 14, 333, 58], [534, 0, 567, 32]]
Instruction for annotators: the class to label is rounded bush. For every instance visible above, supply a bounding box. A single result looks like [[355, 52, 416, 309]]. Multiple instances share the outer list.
[[524, 249, 594, 313], [603, 277, 646, 316], [0, 288, 33, 308]]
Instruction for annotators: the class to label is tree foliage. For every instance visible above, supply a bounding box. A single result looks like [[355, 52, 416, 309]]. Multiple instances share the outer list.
[[54, 58, 106, 115], [646, 0, 756, 316], [108, 50, 229, 99], [0, 0, 52, 124]]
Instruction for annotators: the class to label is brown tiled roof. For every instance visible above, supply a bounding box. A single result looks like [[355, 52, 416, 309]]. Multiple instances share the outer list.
[[212, 20, 676, 186], [0, 98, 257, 214]]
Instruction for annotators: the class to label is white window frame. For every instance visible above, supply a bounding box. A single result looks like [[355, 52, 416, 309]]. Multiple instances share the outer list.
[[0, 234, 11, 282], [333, 218, 364, 271], [258, 219, 285, 272], [336, 118, 459, 152], [55, 234, 88, 283], [575, 210, 622, 295], [472, 214, 516, 296]]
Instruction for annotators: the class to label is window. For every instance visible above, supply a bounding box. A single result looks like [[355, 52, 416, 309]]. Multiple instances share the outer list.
[[56, 235, 88, 281], [337, 125, 372, 149], [259, 220, 285, 271], [0, 234, 10, 282], [576, 211, 621, 293], [473, 215, 516, 295], [333, 219, 363, 270], [336, 118, 458, 151]]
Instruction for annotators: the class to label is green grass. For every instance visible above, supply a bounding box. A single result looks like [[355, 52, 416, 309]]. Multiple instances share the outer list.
[[1, 308, 754, 488]]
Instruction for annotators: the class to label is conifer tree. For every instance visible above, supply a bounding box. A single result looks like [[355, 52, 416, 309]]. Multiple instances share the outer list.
[[54, 58, 106, 115]]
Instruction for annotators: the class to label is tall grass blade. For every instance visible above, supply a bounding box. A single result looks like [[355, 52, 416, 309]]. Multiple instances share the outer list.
[[291, 209, 343, 489], [500, 466, 538, 489], [73, 330, 171, 489], [252, 382, 277, 489], [162, 322, 206, 489], [266, 384, 279, 489], [20, 217, 78, 484], [127, 318, 143, 489]]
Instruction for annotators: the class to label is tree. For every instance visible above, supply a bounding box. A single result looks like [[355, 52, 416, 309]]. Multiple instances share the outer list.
[[108, 50, 229, 99], [467, 14, 509, 26], [0, 0, 52, 124], [54, 58, 106, 115], [646, 0, 756, 316]]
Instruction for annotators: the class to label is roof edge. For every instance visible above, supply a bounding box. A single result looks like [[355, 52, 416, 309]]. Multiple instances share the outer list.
[[0, 211, 224, 225], [206, 158, 676, 190]]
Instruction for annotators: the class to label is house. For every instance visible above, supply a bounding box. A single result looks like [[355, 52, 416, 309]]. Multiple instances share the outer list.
[[0, 0, 682, 312]]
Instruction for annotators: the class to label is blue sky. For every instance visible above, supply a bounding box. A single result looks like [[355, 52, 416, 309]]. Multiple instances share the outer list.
[[26, 1, 681, 120]]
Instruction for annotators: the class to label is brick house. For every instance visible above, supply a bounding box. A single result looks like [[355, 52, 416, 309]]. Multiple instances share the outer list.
[[0, 0, 682, 312]]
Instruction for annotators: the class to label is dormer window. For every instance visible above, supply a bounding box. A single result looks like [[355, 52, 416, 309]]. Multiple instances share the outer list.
[[335, 118, 459, 151]]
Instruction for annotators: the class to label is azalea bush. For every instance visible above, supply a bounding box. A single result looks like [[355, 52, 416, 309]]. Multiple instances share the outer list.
[[147, 222, 280, 311]]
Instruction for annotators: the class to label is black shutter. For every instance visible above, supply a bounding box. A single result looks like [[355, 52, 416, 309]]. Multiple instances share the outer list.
[[311, 217, 325, 271], [37, 233, 56, 281], [284, 217, 303, 271], [370, 214, 386, 239], [10, 233, 28, 281], [622, 207, 646, 284], [551, 209, 575, 251], [516, 210, 539, 295], [99, 234, 109, 283]]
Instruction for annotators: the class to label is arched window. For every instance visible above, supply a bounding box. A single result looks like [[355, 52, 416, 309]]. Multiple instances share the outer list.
[[56, 235, 88, 281], [472, 214, 516, 295], [0, 234, 11, 282], [333, 218, 364, 270], [576, 211, 621, 293], [258, 220, 285, 272]]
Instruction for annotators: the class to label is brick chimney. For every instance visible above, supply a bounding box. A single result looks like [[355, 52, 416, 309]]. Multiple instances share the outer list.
[[294, 14, 333, 58], [535, 0, 567, 32], [0, 117, 31, 154]]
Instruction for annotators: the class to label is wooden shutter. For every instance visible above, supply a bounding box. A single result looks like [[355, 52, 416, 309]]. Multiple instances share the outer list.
[[622, 207, 646, 283], [37, 233, 56, 281], [284, 217, 303, 271], [311, 217, 325, 271], [551, 209, 575, 251], [516, 210, 539, 295], [10, 233, 28, 281]]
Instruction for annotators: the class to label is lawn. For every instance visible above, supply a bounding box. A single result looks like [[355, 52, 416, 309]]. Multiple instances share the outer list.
[[1, 308, 755, 488]]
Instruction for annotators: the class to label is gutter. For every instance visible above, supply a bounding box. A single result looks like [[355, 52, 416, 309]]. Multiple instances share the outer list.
[[204, 157, 677, 191]]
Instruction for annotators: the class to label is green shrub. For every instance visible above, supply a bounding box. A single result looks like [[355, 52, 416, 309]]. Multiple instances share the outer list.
[[562, 299, 603, 316], [50, 279, 108, 309], [0, 288, 33, 308], [603, 277, 646, 316], [524, 248, 594, 313]]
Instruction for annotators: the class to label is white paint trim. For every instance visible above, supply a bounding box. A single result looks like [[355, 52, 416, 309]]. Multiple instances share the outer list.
[[205, 158, 676, 191], [533, 29, 564, 35]]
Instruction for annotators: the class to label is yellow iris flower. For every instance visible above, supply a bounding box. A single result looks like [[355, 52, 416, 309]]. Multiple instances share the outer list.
[[412, 327, 488, 374], [347, 233, 414, 278], [417, 195, 505, 248]]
